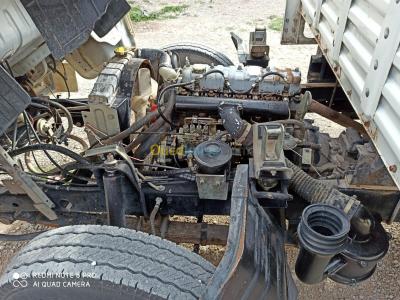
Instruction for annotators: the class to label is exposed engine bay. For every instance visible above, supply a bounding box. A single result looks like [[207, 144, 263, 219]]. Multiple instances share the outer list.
[[0, 4, 398, 297]]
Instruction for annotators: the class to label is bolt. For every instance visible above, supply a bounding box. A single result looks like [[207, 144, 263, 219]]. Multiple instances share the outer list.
[[389, 165, 397, 173], [106, 153, 114, 162], [104, 153, 117, 168]]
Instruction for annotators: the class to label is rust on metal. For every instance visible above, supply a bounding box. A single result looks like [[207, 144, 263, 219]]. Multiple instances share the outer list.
[[309, 100, 366, 134]]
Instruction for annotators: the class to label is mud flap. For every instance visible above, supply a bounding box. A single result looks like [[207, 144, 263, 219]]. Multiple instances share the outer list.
[[202, 165, 297, 299], [0, 66, 31, 135], [20, 0, 130, 59]]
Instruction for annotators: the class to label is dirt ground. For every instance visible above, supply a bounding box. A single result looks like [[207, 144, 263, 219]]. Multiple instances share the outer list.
[[1, 0, 400, 299]]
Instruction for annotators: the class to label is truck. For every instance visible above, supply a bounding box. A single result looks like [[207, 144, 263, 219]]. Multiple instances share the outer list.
[[0, 0, 398, 299]]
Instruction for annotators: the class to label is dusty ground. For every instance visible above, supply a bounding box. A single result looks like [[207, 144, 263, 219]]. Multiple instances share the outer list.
[[1, 0, 400, 299]]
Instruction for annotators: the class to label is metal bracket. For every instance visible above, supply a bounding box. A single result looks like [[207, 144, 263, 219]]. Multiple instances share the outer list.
[[196, 173, 229, 200], [253, 123, 291, 179], [281, 0, 316, 45], [0, 146, 57, 220], [332, 0, 352, 62]]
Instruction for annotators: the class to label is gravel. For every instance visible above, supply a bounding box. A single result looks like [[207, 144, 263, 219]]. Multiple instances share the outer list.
[[1, 1, 400, 299]]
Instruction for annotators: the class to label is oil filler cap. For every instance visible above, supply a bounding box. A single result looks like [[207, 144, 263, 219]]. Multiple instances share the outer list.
[[194, 140, 232, 174]]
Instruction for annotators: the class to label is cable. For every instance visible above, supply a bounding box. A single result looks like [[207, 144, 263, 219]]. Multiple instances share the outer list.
[[37, 183, 100, 192], [31, 97, 73, 138], [150, 197, 163, 235], [201, 69, 225, 78], [156, 81, 195, 127], [10, 116, 92, 182], [23, 113, 48, 174], [260, 71, 287, 82], [140, 168, 191, 176], [48, 56, 70, 99], [56, 98, 89, 107], [9, 143, 89, 165], [60, 62, 71, 99], [132, 163, 179, 170]]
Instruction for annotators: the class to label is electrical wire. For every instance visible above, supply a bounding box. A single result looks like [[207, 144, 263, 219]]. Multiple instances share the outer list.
[[9, 143, 90, 166], [132, 162, 179, 170], [13, 113, 91, 182], [260, 71, 287, 82], [157, 81, 195, 127], [201, 69, 226, 78], [23, 113, 48, 174], [48, 56, 70, 99]]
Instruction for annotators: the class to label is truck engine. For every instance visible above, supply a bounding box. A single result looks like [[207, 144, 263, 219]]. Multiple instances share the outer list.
[[0, 1, 398, 299]]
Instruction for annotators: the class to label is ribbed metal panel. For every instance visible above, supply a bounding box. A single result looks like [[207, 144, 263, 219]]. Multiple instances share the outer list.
[[299, 0, 400, 188]]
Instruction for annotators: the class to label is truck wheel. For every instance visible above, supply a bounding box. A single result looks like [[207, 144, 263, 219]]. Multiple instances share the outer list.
[[162, 43, 234, 67], [0, 225, 215, 300]]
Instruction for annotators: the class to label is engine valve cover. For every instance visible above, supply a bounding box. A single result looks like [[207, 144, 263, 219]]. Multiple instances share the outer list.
[[181, 64, 301, 95]]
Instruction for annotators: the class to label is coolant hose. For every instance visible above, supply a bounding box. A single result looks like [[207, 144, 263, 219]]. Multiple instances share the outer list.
[[130, 92, 176, 158], [134, 123, 170, 160], [100, 110, 160, 145], [126, 92, 175, 154], [139, 48, 172, 68], [138, 48, 178, 81], [218, 103, 252, 146]]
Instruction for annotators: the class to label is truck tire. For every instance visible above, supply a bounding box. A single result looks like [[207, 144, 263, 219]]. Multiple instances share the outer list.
[[161, 43, 234, 67], [0, 225, 215, 300]]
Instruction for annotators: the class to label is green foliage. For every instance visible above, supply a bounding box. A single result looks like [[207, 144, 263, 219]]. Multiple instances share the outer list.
[[268, 15, 284, 31], [130, 4, 189, 22]]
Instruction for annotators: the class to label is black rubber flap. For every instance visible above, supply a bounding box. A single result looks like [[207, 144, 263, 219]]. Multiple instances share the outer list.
[[0, 66, 31, 135], [21, 0, 130, 59]]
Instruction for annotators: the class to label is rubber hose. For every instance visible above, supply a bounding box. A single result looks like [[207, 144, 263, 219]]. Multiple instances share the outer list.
[[139, 48, 172, 68], [134, 122, 171, 159], [126, 91, 176, 153], [218, 104, 249, 140], [218, 103, 253, 147], [286, 158, 373, 235], [127, 117, 164, 152], [101, 110, 160, 145]]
